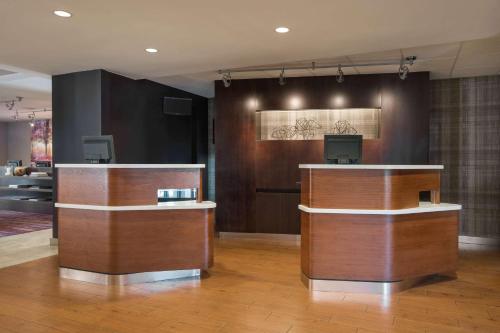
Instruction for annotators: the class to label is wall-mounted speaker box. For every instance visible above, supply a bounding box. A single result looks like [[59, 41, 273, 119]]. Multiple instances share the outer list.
[[163, 97, 192, 116]]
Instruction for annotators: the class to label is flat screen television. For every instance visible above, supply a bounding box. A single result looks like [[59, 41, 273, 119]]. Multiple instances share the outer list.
[[163, 97, 192, 116]]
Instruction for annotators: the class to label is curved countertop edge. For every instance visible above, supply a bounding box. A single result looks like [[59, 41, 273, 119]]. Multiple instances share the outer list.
[[298, 164, 444, 170], [298, 202, 461, 215], [54, 164, 205, 169], [55, 201, 216, 211]]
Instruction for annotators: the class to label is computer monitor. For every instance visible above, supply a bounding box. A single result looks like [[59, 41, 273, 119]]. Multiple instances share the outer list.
[[82, 135, 116, 164], [324, 135, 363, 164]]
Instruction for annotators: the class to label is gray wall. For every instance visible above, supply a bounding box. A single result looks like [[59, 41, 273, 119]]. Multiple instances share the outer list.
[[430, 75, 500, 239], [0, 123, 7, 164], [2, 121, 32, 166]]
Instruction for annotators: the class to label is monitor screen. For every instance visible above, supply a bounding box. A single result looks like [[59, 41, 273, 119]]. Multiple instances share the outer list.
[[82, 135, 115, 164], [324, 135, 363, 164]]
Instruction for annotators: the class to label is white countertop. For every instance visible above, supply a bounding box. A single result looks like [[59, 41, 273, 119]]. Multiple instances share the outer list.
[[55, 201, 216, 211], [55, 164, 205, 169], [298, 202, 461, 215], [299, 164, 444, 170]]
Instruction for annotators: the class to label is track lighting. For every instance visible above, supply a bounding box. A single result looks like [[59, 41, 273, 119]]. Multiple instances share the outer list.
[[398, 56, 416, 80], [279, 67, 286, 86], [398, 56, 409, 80], [217, 55, 417, 83], [222, 72, 231, 88], [2, 96, 23, 110], [336, 64, 344, 83], [28, 112, 36, 127]]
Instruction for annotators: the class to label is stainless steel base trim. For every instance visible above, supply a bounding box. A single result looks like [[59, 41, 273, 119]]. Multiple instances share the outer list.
[[301, 273, 454, 294], [60, 268, 201, 285], [459, 236, 500, 246]]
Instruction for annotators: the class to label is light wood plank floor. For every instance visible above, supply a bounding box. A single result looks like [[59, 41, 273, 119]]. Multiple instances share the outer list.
[[0, 234, 499, 333], [0, 229, 56, 269]]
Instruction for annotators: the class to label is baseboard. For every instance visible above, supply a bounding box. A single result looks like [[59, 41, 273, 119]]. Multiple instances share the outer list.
[[459, 236, 500, 246], [49, 238, 58, 246]]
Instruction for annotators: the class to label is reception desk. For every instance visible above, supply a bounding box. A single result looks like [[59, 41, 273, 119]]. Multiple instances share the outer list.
[[299, 164, 461, 293], [55, 164, 215, 285]]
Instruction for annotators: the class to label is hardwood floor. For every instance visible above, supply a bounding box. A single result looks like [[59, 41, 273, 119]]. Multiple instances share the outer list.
[[0, 229, 56, 269], [0, 234, 499, 333]]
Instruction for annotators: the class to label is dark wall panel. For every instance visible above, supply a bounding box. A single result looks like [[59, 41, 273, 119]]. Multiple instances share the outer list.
[[52, 70, 102, 164], [430, 75, 500, 238], [380, 73, 430, 164], [101, 72, 208, 166], [215, 72, 430, 234], [215, 79, 257, 232]]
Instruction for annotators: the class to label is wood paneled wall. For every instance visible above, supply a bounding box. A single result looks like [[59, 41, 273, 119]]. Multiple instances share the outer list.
[[215, 73, 430, 233]]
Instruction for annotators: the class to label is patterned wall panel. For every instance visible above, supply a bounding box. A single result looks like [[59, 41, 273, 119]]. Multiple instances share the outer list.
[[430, 76, 500, 238], [257, 109, 381, 141]]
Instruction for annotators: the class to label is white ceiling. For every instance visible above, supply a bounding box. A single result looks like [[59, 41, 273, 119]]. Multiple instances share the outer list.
[[0, 65, 51, 121], [156, 35, 500, 96], [0, 0, 499, 101]]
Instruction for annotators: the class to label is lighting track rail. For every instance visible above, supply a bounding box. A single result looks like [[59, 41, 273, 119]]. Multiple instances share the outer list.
[[218, 56, 417, 86]]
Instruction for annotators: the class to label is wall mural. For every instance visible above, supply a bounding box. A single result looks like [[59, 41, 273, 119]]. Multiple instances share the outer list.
[[258, 109, 380, 141], [31, 120, 52, 162]]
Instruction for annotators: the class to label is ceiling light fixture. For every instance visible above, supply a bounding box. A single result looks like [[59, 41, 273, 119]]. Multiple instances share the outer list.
[[222, 72, 232, 88], [2, 96, 23, 110], [54, 10, 72, 18], [336, 64, 344, 83], [275, 27, 289, 33], [217, 56, 417, 80], [398, 57, 409, 80], [145, 48, 158, 53], [398, 56, 416, 80], [279, 67, 286, 86], [28, 112, 36, 127]]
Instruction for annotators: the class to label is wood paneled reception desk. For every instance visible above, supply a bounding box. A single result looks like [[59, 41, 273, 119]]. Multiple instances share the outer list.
[[55, 164, 215, 285], [299, 164, 461, 294]]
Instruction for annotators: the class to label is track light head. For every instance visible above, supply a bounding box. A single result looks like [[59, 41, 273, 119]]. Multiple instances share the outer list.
[[336, 64, 344, 83], [28, 112, 36, 127], [399, 65, 409, 80], [398, 56, 409, 80], [398, 56, 415, 80], [279, 67, 286, 86], [222, 72, 231, 88]]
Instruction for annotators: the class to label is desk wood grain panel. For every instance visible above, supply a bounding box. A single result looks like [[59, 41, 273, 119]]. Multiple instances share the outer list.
[[301, 211, 458, 281], [303, 169, 440, 209], [58, 208, 214, 274], [57, 168, 202, 206]]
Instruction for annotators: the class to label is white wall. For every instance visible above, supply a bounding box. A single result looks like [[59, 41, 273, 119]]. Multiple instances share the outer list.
[[0, 123, 7, 164], [6, 121, 31, 166]]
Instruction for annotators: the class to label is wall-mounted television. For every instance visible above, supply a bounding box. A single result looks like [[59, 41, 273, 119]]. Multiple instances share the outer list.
[[163, 97, 192, 116]]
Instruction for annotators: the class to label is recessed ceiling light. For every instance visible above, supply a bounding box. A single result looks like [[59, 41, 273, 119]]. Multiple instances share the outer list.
[[275, 27, 290, 33], [145, 48, 158, 53], [53, 10, 72, 18]]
